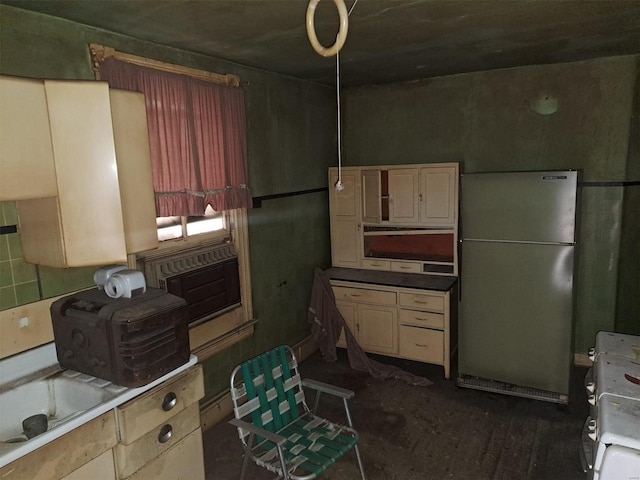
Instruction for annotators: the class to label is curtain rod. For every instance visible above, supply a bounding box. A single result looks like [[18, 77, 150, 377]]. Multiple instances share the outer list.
[[89, 43, 241, 87]]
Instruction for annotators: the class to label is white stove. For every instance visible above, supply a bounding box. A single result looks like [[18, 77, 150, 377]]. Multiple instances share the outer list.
[[581, 331, 640, 480]]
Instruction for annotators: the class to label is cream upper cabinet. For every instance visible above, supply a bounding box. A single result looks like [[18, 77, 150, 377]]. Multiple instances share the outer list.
[[0, 76, 57, 200], [388, 168, 419, 224], [419, 165, 458, 226], [329, 162, 460, 276], [17, 80, 128, 267], [110, 89, 159, 254], [4, 77, 158, 267], [329, 168, 361, 268]]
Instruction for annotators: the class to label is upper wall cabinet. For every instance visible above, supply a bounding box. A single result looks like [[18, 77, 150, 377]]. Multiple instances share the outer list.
[[328, 168, 361, 268], [419, 165, 458, 226], [109, 89, 158, 255], [329, 163, 460, 276], [0, 76, 57, 200], [0, 76, 158, 267], [361, 165, 458, 227]]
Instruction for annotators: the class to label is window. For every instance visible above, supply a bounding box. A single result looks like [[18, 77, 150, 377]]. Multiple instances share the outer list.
[[157, 205, 227, 242], [91, 45, 254, 361]]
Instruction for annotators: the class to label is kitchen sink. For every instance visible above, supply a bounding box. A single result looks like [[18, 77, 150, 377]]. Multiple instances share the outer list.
[[0, 368, 124, 443], [0, 342, 197, 469]]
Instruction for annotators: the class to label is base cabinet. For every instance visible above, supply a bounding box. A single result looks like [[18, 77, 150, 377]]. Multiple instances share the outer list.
[[0, 365, 205, 480], [115, 365, 205, 480], [332, 280, 457, 378]]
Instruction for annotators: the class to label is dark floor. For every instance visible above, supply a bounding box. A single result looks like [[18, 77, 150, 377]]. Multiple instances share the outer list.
[[203, 350, 589, 480]]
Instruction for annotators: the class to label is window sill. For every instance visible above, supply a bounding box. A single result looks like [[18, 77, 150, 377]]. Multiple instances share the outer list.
[[189, 307, 256, 361]]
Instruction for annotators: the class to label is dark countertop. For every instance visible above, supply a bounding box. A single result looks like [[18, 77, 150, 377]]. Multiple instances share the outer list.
[[325, 267, 458, 292]]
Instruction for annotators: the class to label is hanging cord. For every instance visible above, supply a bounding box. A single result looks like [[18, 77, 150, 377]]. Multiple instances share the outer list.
[[335, 49, 344, 191], [305, 0, 358, 192], [334, 0, 358, 192]]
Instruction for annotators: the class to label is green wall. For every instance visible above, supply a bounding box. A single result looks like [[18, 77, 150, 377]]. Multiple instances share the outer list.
[[0, 5, 334, 401], [2, 5, 637, 398], [342, 55, 640, 353]]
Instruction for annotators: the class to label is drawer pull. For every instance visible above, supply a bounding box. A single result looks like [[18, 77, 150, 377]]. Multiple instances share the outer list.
[[399, 266, 412, 269], [415, 343, 427, 348], [350, 294, 361, 297], [158, 424, 173, 443], [162, 392, 178, 411]]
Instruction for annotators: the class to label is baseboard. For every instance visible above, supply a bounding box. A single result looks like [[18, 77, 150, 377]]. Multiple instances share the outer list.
[[199, 335, 318, 432], [574, 353, 593, 368]]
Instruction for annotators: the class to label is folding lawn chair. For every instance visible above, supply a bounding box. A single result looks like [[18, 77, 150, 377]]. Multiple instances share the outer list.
[[229, 345, 366, 479]]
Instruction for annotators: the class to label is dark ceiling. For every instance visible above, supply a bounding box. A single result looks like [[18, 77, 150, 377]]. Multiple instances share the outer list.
[[4, 0, 640, 86]]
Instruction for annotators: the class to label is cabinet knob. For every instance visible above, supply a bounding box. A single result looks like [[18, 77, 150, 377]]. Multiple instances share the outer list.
[[162, 392, 178, 411], [158, 424, 173, 443]]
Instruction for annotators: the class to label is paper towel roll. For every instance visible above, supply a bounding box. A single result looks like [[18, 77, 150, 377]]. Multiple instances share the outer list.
[[104, 270, 146, 299], [94, 265, 128, 290]]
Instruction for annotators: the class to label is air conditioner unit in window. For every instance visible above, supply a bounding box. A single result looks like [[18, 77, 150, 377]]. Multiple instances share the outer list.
[[140, 243, 241, 327]]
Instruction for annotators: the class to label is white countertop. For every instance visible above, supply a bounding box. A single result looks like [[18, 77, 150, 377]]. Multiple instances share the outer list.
[[0, 342, 198, 468]]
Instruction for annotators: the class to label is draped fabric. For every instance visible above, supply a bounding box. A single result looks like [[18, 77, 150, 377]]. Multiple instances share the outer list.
[[308, 268, 433, 387], [99, 57, 251, 216]]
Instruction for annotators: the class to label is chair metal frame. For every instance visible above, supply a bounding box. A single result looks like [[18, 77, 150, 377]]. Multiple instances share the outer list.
[[229, 345, 366, 480]]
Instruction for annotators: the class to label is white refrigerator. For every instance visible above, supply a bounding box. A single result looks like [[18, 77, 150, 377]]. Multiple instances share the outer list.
[[457, 170, 578, 404]]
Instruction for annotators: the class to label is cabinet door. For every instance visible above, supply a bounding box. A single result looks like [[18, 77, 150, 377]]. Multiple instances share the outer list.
[[335, 301, 357, 348], [329, 168, 359, 217], [389, 168, 419, 224], [419, 166, 457, 225], [329, 168, 361, 267], [17, 81, 128, 267], [361, 170, 381, 223], [357, 304, 397, 355], [331, 219, 360, 268], [125, 428, 205, 480], [0, 76, 57, 201], [110, 89, 159, 255], [63, 450, 116, 480]]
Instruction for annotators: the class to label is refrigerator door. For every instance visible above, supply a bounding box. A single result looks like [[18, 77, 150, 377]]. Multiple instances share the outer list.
[[461, 171, 577, 244], [458, 240, 575, 395]]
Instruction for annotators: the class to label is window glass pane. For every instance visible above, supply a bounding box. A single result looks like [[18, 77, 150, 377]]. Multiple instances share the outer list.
[[157, 216, 183, 241], [186, 205, 225, 236]]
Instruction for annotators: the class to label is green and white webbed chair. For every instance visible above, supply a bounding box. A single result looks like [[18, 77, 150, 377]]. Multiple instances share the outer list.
[[229, 345, 366, 480]]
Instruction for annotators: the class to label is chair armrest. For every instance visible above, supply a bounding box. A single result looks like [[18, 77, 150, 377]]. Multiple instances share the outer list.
[[302, 378, 355, 399], [229, 418, 287, 446]]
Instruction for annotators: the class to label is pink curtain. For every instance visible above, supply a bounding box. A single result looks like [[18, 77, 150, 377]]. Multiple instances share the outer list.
[[99, 58, 251, 216]]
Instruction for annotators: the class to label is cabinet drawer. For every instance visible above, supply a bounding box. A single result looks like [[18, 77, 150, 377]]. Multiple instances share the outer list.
[[116, 364, 204, 445], [115, 403, 201, 479], [333, 286, 396, 305], [399, 309, 444, 329], [390, 261, 421, 273], [399, 292, 444, 312], [399, 325, 443, 364], [362, 259, 391, 271]]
